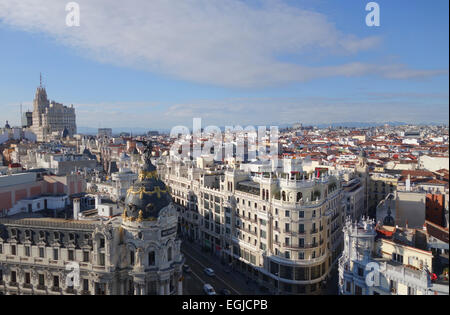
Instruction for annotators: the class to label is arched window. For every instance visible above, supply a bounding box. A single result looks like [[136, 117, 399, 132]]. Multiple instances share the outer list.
[[130, 250, 135, 265], [282, 191, 286, 201], [148, 251, 155, 265], [296, 192, 303, 202], [167, 247, 172, 262]]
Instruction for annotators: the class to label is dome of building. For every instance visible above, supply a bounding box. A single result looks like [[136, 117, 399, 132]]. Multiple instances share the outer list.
[[123, 141, 172, 222]]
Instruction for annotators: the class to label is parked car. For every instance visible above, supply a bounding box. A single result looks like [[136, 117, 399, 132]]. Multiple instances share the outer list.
[[203, 284, 216, 295], [220, 288, 231, 295], [204, 268, 215, 276], [183, 264, 192, 273]]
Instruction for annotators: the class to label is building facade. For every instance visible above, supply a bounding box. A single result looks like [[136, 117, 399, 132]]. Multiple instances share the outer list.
[[0, 145, 183, 295], [338, 217, 448, 295], [159, 157, 345, 294], [31, 82, 76, 142]]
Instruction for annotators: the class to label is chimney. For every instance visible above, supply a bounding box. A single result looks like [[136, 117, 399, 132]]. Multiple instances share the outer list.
[[73, 198, 80, 220], [406, 174, 411, 191], [95, 195, 102, 208]]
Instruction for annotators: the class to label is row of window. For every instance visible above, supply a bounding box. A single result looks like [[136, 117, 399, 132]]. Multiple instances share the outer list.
[[274, 248, 323, 260], [6, 229, 95, 248], [1, 244, 93, 264], [1, 270, 90, 292], [274, 222, 322, 233]]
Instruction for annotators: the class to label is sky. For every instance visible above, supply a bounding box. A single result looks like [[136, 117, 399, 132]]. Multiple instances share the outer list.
[[0, 0, 448, 131]]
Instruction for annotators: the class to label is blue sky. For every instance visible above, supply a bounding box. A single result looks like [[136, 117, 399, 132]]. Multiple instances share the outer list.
[[0, 0, 448, 130]]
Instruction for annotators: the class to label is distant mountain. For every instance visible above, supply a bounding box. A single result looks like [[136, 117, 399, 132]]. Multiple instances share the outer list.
[[314, 121, 408, 128], [77, 120, 447, 136], [77, 126, 171, 136]]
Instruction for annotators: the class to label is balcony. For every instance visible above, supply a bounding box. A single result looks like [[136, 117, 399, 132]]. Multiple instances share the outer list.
[[310, 229, 318, 234], [66, 287, 76, 294], [51, 286, 61, 293], [93, 265, 106, 271], [247, 217, 258, 224], [23, 283, 33, 289]]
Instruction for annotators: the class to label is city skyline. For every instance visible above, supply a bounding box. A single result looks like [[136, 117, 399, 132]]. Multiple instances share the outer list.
[[0, 0, 448, 129]]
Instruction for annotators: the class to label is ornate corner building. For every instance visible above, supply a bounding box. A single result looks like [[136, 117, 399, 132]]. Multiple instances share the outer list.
[[338, 216, 448, 295], [158, 158, 346, 295], [0, 145, 184, 295]]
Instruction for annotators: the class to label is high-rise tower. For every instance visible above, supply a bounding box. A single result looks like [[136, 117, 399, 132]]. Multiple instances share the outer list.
[[31, 74, 76, 141]]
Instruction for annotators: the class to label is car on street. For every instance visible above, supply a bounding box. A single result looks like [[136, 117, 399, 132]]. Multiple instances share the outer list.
[[220, 288, 231, 295], [183, 264, 192, 273], [204, 268, 215, 276], [203, 284, 216, 295]]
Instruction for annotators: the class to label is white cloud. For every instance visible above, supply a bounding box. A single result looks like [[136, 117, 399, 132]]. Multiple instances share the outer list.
[[1, 0, 445, 87]]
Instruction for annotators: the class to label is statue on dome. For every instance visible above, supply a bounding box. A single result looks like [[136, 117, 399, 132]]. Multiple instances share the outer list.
[[141, 140, 153, 164]]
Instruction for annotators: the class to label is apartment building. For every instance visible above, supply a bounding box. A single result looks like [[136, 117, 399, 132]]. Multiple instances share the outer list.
[[338, 217, 448, 295], [342, 177, 365, 220], [368, 173, 398, 214], [158, 157, 345, 294]]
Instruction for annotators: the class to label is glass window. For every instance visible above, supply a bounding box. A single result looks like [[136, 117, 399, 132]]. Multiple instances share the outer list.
[[39, 274, 45, 286], [53, 276, 59, 288], [25, 273, 31, 284], [68, 250, 74, 261], [83, 251, 89, 262], [148, 251, 155, 265]]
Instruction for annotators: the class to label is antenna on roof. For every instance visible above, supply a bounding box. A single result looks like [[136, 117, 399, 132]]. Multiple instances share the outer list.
[[40, 72, 42, 88]]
